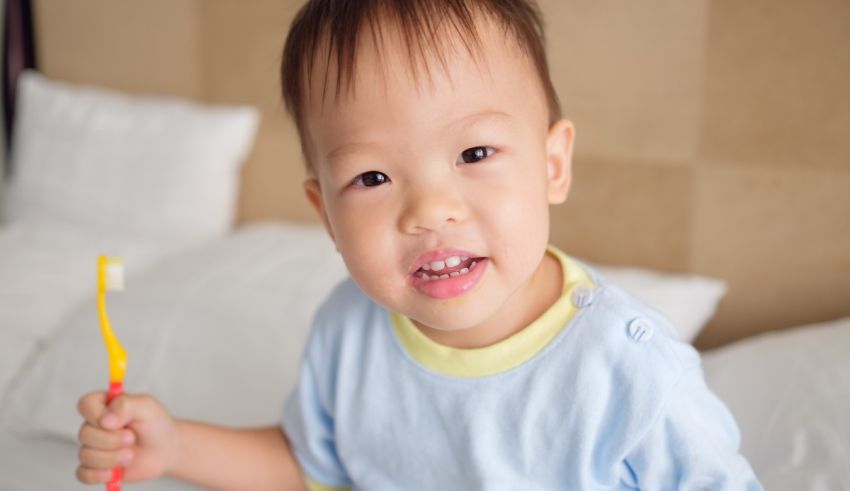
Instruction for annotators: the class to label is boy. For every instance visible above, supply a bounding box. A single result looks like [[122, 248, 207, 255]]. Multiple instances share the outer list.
[[76, 0, 762, 489]]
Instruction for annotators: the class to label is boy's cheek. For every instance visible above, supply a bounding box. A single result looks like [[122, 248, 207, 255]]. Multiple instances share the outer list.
[[331, 209, 389, 259]]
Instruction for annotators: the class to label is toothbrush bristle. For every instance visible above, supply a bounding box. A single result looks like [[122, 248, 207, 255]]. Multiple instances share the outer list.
[[105, 261, 125, 291]]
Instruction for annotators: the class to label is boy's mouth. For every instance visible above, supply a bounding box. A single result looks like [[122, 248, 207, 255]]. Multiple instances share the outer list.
[[409, 250, 489, 299], [414, 255, 483, 280]]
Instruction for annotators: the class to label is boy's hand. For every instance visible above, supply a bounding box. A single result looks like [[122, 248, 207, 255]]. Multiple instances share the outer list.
[[76, 391, 180, 485]]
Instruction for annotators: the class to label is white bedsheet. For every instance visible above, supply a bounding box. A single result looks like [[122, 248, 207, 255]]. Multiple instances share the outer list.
[[0, 220, 201, 401], [702, 316, 850, 491], [0, 222, 347, 490], [0, 431, 197, 490]]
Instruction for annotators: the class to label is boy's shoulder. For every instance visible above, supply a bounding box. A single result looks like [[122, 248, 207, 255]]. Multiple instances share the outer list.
[[298, 277, 382, 373], [310, 276, 382, 338], [574, 260, 702, 380], [316, 275, 375, 314], [556, 263, 707, 441]]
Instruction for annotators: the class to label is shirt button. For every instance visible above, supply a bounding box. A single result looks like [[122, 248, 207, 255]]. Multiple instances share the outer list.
[[627, 318, 654, 343], [571, 285, 595, 308]]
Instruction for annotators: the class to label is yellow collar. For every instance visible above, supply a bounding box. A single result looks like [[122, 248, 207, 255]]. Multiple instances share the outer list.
[[389, 246, 594, 378]]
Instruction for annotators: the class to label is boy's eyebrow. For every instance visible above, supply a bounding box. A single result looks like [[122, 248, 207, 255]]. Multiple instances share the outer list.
[[442, 109, 515, 132], [325, 141, 385, 165], [325, 110, 514, 164]]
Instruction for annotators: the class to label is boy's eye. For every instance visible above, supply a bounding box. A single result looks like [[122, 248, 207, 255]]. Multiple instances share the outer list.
[[352, 171, 390, 187], [457, 146, 495, 164]]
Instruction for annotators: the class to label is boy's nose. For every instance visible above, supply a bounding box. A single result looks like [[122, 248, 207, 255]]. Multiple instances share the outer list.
[[398, 186, 469, 234]]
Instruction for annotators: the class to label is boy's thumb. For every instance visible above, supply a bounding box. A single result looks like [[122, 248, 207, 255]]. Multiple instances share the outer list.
[[99, 394, 137, 430]]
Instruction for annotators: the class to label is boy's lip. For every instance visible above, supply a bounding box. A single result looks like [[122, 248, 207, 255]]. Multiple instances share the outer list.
[[409, 256, 489, 299], [408, 248, 489, 300], [408, 248, 483, 274]]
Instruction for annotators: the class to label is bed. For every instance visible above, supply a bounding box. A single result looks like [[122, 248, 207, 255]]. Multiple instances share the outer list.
[[1, 0, 849, 489], [0, 219, 848, 490]]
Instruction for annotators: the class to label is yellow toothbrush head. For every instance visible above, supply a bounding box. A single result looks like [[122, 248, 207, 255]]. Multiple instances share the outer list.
[[97, 255, 127, 382]]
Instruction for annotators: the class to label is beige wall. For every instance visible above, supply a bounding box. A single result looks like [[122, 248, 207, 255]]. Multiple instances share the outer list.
[[540, 0, 850, 348], [32, 0, 850, 349]]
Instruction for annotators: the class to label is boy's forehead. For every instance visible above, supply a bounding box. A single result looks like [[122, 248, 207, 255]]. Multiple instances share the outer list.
[[305, 11, 499, 102], [302, 13, 549, 159]]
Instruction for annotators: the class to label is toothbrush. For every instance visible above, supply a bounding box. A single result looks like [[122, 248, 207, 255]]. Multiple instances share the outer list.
[[96, 255, 127, 491]]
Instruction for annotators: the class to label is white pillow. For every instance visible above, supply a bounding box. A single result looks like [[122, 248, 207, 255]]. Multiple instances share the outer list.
[[591, 263, 727, 342], [701, 317, 850, 490], [3, 71, 259, 244]]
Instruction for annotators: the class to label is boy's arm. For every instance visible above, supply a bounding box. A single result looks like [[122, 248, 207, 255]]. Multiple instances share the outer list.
[[622, 366, 762, 490], [76, 392, 307, 491], [169, 422, 306, 491]]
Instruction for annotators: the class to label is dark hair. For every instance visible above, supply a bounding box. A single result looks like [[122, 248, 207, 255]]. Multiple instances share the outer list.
[[280, 0, 561, 169]]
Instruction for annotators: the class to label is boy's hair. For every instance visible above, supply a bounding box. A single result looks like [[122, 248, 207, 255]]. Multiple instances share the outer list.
[[280, 0, 561, 170]]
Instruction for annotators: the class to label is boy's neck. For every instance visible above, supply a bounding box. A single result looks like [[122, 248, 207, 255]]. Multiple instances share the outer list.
[[412, 252, 564, 349]]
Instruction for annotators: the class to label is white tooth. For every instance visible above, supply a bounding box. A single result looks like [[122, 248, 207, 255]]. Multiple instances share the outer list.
[[430, 260, 445, 271], [450, 272, 460, 277], [421, 273, 430, 280], [459, 268, 469, 274], [439, 274, 449, 279], [461, 256, 469, 261], [445, 256, 462, 268], [422, 264, 431, 271], [470, 261, 477, 269]]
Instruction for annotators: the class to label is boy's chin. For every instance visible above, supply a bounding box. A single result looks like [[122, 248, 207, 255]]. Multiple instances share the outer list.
[[407, 307, 499, 334]]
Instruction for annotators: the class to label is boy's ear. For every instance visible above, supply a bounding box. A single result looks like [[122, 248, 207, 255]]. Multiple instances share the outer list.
[[545, 119, 575, 204], [304, 178, 336, 243]]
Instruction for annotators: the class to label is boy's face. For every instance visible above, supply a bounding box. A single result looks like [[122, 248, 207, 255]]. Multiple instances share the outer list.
[[302, 16, 574, 336]]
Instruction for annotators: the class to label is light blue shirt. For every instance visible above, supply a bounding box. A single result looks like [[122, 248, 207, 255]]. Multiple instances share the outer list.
[[282, 260, 762, 490]]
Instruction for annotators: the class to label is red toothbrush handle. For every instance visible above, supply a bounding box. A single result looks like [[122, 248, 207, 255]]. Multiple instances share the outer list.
[[106, 381, 124, 491], [106, 380, 123, 404]]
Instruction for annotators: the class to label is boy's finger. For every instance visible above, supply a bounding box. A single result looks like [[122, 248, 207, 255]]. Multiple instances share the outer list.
[[78, 423, 134, 450], [100, 394, 137, 429], [75, 466, 112, 485], [78, 446, 133, 470], [77, 391, 107, 426], [99, 393, 161, 430]]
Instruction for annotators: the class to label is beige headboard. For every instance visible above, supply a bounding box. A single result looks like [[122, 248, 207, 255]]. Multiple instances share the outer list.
[[31, 0, 850, 349]]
